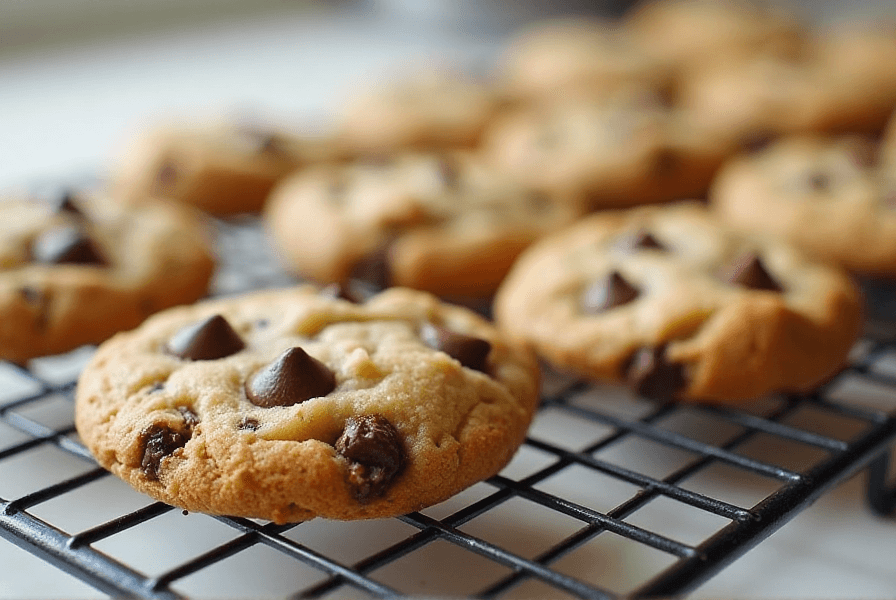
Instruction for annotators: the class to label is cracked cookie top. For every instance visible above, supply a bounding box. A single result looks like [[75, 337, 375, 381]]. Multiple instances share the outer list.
[[75, 286, 540, 523]]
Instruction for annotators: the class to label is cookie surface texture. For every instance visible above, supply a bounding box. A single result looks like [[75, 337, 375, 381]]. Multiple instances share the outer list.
[[0, 193, 214, 363], [493, 202, 862, 404], [75, 286, 540, 523], [711, 134, 896, 276]]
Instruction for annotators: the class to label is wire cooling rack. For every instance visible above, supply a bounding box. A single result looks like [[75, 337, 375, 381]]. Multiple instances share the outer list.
[[1, 216, 895, 599]]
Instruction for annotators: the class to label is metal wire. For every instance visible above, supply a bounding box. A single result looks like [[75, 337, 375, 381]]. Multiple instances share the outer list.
[[1, 216, 895, 599]]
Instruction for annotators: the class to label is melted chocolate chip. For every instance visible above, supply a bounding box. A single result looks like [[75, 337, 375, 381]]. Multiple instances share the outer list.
[[31, 225, 107, 266], [237, 417, 261, 431], [625, 346, 687, 403], [617, 229, 666, 252], [336, 414, 404, 501], [582, 271, 639, 313], [166, 315, 246, 361], [140, 423, 189, 480], [245, 347, 336, 408], [420, 322, 491, 374], [724, 253, 782, 292]]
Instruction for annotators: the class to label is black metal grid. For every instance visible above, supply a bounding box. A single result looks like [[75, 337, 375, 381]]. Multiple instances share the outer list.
[[1, 216, 895, 599]]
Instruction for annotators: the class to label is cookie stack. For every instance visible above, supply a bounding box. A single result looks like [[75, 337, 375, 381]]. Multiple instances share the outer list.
[[47, 0, 896, 522]]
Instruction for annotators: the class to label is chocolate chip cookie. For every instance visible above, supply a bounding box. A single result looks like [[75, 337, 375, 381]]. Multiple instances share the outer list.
[[496, 17, 668, 104], [710, 134, 896, 277], [109, 120, 339, 215], [493, 202, 862, 404], [75, 286, 540, 523], [0, 191, 215, 363], [335, 65, 501, 155], [479, 89, 724, 209], [264, 151, 585, 299]]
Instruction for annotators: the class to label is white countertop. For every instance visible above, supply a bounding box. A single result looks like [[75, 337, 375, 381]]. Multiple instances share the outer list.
[[1, 2, 895, 598]]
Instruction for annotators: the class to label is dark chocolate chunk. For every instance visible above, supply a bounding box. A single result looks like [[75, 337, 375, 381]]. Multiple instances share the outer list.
[[245, 347, 336, 408], [336, 414, 404, 501], [617, 228, 666, 252], [723, 253, 782, 292], [166, 314, 246, 361], [140, 423, 189, 480], [625, 346, 687, 403], [582, 271, 640, 313], [420, 322, 491, 374], [31, 225, 107, 266]]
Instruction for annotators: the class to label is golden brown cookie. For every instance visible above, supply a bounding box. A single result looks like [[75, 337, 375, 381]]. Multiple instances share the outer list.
[[711, 133, 896, 277], [264, 151, 585, 299], [493, 202, 862, 404], [0, 191, 215, 363], [109, 120, 339, 215], [75, 286, 540, 523], [480, 90, 724, 209]]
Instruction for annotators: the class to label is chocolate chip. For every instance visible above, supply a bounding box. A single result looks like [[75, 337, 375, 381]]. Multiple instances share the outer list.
[[350, 244, 392, 291], [740, 132, 775, 154], [140, 423, 189, 480], [651, 148, 679, 176], [723, 253, 782, 292], [245, 347, 336, 408], [336, 414, 404, 502], [807, 172, 830, 192], [154, 161, 179, 193], [166, 314, 246, 361], [53, 192, 84, 217], [236, 126, 284, 154], [617, 229, 665, 252], [148, 382, 165, 393], [420, 322, 491, 374], [582, 271, 640, 313], [625, 346, 687, 403], [31, 225, 107, 266], [237, 417, 261, 431]]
